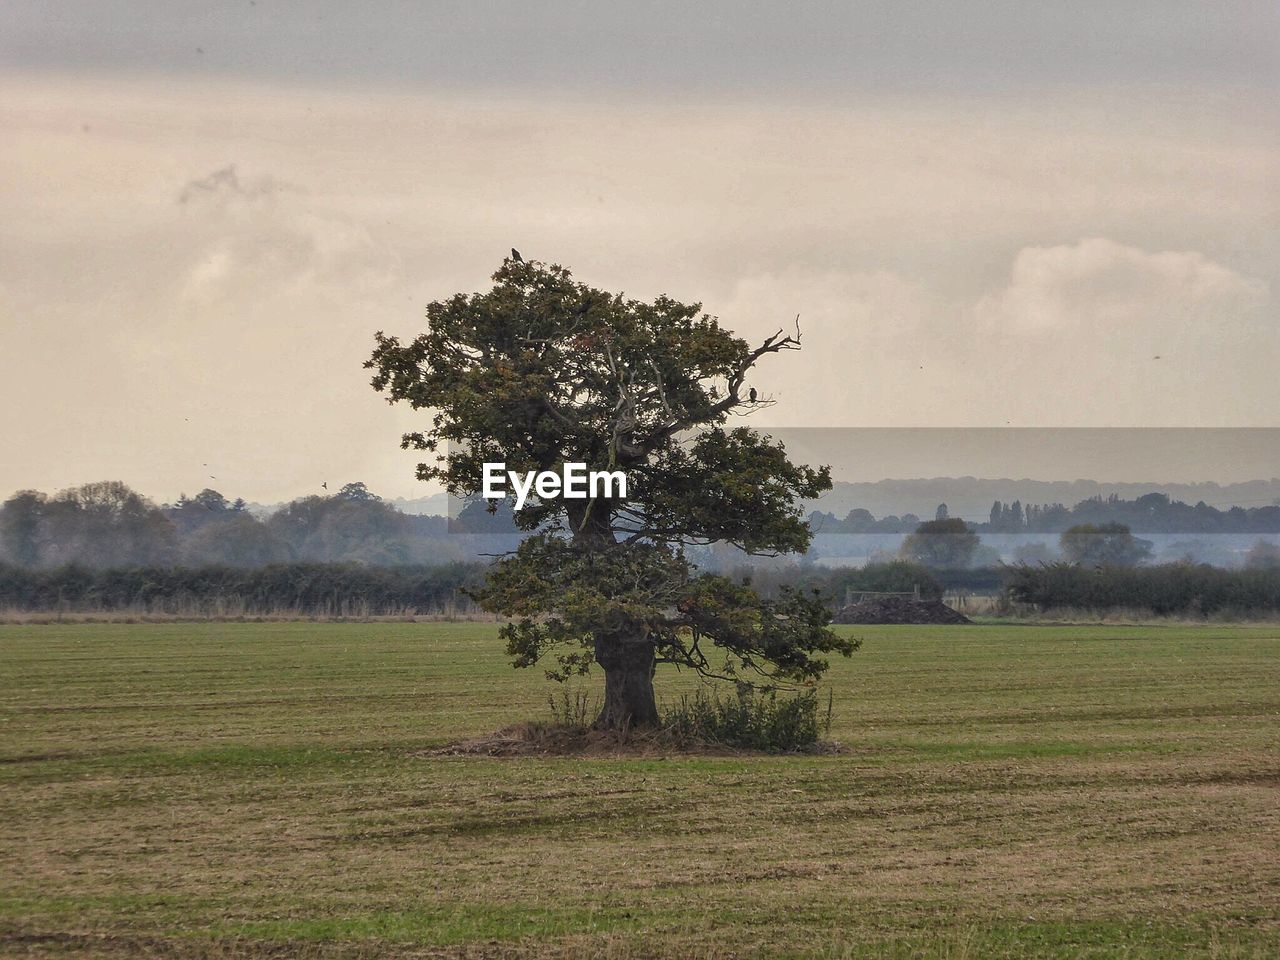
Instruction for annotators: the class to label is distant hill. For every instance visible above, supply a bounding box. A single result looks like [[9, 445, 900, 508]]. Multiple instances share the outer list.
[[808, 478, 1280, 523]]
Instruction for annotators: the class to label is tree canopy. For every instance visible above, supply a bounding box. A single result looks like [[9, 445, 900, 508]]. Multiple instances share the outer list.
[[1059, 522, 1153, 567], [899, 517, 980, 570]]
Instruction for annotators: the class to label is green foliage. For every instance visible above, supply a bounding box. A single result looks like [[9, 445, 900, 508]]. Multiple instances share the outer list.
[[0, 490, 44, 567], [1004, 561, 1280, 616], [1059, 522, 1153, 567], [0, 482, 176, 568], [0, 562, 485, 615], [899, 517, 980, 569], [660, 686, 832, 751], [365, 258, 829, 542], [476, 534, 858, 683]]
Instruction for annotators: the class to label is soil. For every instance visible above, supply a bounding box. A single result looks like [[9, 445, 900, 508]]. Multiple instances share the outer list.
[[429, 723, 845, 758], [834, 596, 973, 625]]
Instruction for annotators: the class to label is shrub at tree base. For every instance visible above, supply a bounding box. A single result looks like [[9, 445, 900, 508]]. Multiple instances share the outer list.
[[439, 686, 834, 755], [661, 686, 832, 751]]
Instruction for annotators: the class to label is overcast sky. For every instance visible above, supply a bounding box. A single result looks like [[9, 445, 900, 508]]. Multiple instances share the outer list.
[[2, 3, 1277, 502]]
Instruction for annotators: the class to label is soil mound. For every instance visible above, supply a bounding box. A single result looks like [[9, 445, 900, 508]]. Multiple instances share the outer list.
[[834, 596, 972, 625]]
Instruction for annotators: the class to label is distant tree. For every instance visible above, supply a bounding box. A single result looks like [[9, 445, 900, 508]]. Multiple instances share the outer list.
[[168, 488, 236, 535], [366, 256, 854, 728], [935, 503, 949, 521], [41, 481, 175, 568], [335, 482, 381, 502], [900, 517, 980, 569], [181, 513, 291, 567], [1059, 522, 1153, 567], [193, 488, 232, 512], [266, 493, 411, 565], [1245, 540, 1280, 570], [1009, 500, 1024, 529], [0, 491, 47, 567]]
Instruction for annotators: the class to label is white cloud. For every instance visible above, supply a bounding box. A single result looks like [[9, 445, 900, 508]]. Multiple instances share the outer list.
[[174, 165, 396, 306], [969, 237, 1269, 335]]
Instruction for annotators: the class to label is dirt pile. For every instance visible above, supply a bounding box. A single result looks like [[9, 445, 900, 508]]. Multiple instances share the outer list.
[[834, 596, 972, 625]]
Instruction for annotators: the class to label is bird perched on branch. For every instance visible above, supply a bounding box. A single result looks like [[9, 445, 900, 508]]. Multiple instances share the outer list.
[[510, 247, 523, 262], [748, 387, 758, 403]]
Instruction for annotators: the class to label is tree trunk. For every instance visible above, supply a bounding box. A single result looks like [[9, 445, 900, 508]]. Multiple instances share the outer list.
[[565, 502, 658, 729], [594, 634, 659, 730]]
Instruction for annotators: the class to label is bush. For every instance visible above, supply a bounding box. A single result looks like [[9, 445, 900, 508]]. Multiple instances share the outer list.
[[661, 686, 832, 751], [0, 561, 487, 615], [1003, 561, 1280, 616]]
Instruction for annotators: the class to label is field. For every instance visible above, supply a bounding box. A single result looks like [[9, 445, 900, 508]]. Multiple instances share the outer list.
[[2, 623, 1278, 959]]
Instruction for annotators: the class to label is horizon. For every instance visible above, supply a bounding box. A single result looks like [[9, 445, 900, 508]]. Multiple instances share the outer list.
[[9, 472, 1280, 516]]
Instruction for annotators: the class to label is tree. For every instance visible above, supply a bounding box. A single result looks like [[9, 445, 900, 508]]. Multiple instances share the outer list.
[[336, 482, 381, 502], [366, 256, 856, 729], [899, 517, 979, 569], [168, 488, 237, 536], [266, 493, 413, 565], [0, 491, 47, 567], [41, 481, 175, 568], [1059, 522, 1152, 567], [181, 513, 290, 567], [1244, 539, 1280, 570]]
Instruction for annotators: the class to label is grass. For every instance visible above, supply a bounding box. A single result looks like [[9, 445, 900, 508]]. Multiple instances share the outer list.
[[1, 621, 1278, 958]]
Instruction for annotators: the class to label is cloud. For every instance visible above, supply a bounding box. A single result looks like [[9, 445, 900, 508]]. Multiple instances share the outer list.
[[969, 237, 1269, 335], [178, 164, 291, 206], [174, 165, 397, 305]]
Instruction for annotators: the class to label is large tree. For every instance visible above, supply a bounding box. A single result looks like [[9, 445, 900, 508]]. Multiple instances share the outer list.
[[367, 257, 856, 728], [900, 517, 980, 570], [1060, 522, 1153, 567]]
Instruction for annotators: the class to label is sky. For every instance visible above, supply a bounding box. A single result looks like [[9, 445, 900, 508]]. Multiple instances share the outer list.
[[1, 3, 1277, 503]]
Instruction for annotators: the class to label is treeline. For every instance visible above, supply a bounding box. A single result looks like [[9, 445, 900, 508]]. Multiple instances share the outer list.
[[0, 562, 487, 616], [812, 492, 1280, 535], [1004, 562, 1280, 616], [0, 558, 963, 615], [6, 556, 1279, 618], [0, 481, 519, 570]]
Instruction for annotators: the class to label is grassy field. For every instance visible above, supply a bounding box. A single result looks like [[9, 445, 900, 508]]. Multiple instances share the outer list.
[[1, 622, 1278, 958]]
